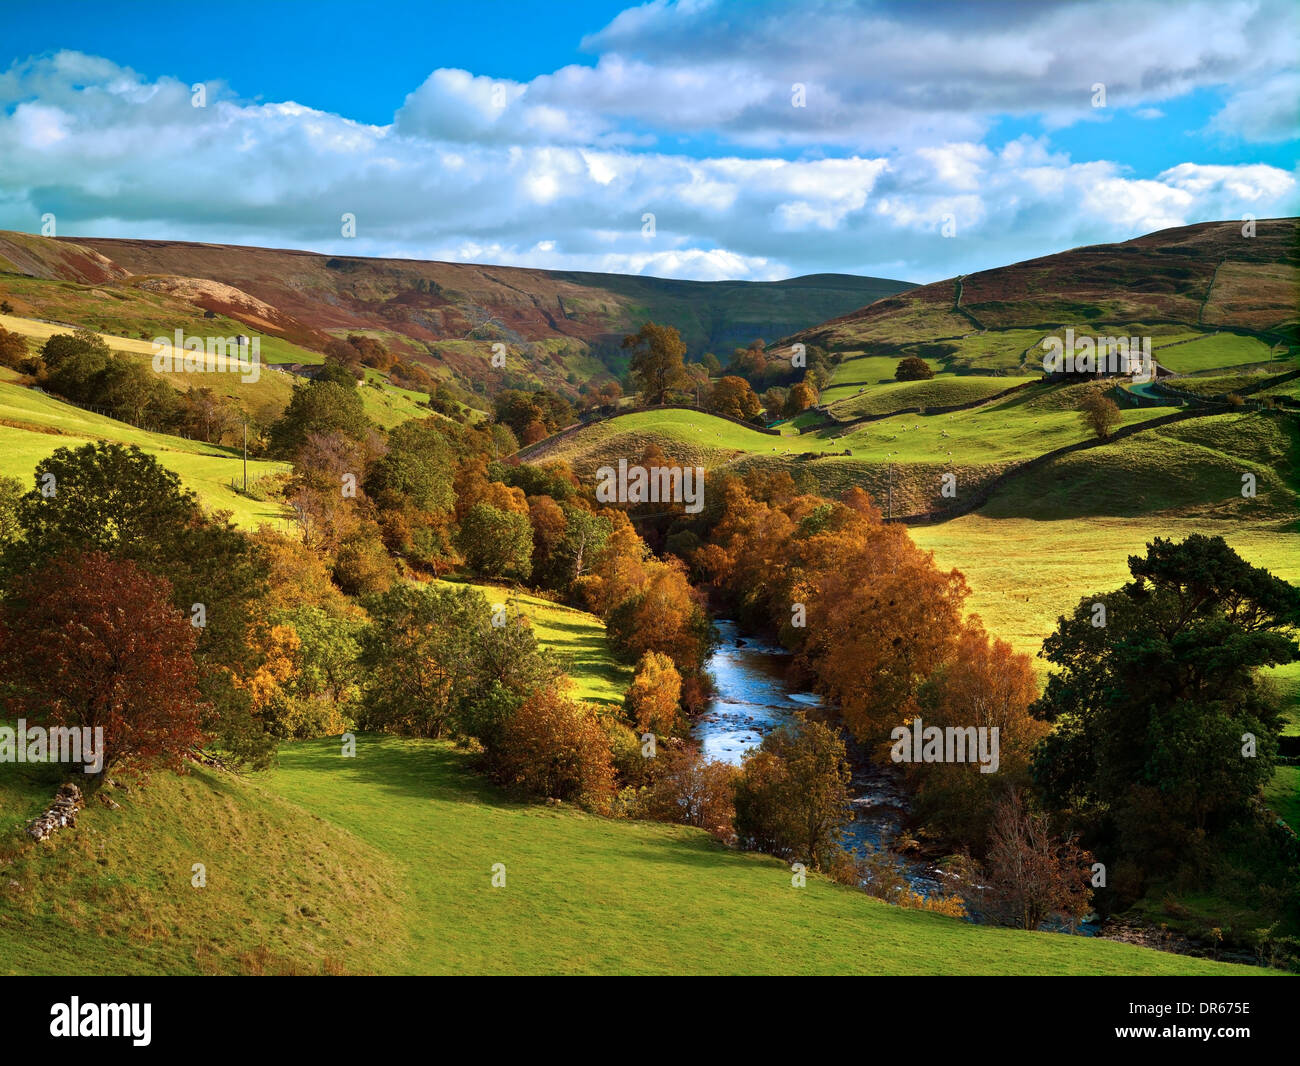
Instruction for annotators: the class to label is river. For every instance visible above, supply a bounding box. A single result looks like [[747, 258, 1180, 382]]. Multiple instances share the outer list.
[[693, 619, 942, 896]]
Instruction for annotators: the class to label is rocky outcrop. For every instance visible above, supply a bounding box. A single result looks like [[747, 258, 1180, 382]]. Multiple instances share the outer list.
[[26, 783, 84, 842]]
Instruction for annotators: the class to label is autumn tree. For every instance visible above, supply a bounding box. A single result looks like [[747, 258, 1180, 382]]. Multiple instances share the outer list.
[[0, 325, 30, 369], [287, 429, 370, 551], [623, 322, 690, 405], [783, 380, 818, 416], [605, 562, 715, 678], [733, 713, 852, 869], [332, 523, 398, 595], [623, 651, 683, 734], [728, 340, 768, 381], [346, 333, 392, 369], [251, 527, 354, 616], [324, 336, 366, 376], [452, 456, 529, 521], [493, 389, 574, 439], [487, 683, 615, 811], [707, 375, 763, 421], [790, 502, 969, 740], [644, 742, 739, 840], [980, 792, 1094, 931], [575, 515, 653, 616], [910, 621, 1048, 843], [761, 386, 789, 421], [7, 442, 273, 766], [1077, 386, 1121, 439], [178, 386, 240, 445], [0, 551, 204, 772]]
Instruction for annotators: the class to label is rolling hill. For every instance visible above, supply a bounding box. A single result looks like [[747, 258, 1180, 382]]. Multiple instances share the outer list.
[[787, 218, 1298, 356], [0, 230, 913, 400], [522, 219, 1300, 683]]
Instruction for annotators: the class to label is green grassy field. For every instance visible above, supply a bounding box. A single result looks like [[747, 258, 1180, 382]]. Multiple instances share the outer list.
[[0, 378, 289, 527], [1170, 371, 1284, 397], [828, 353, 905, 387], [0, 757, 406, 976], [912, 513, 1299, 660], [2, 312, 432, 430], [939, 328, 1052, 372], [356, 379, 435, 429], [1157, 333, 1282, 374], [0, 307, 322, 369], [908, 410, 1298, 668], [532, 388, 1187, 517], [539, 388, 1178, 466], [908, 414, 1300, 737], [1264, 767, 1300, 829], [822, 374, 1035, 417], [0, 734, 1262, 975]]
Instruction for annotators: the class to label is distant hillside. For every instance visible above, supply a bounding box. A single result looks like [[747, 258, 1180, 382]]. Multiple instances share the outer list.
[[0, 231, 912, 399], [787, 218, 1299, 354]]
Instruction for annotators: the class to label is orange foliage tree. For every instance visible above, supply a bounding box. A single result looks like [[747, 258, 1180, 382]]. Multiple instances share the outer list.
[[909, 621, 1048, 842], [489, 684, 615, 812], [623, 651, 683, 734]]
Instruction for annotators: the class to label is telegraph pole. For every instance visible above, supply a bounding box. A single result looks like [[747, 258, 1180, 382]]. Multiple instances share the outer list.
[[242, 417, 248, 493]]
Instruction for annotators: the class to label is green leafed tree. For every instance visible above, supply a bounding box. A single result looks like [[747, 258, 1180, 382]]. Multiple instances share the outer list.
[[269, 379, 371, 457], [456, 502, 533, 580], [6, 442, 274, 767], [1031, 535, 1300, 879], [894, 355, 935, 381]]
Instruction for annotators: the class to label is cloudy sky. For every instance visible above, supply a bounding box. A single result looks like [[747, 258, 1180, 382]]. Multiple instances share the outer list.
[[1, 0, 1297, 284]]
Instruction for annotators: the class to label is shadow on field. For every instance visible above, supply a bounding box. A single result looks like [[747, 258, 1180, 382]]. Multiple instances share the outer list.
[[271, 734, 509, 808]]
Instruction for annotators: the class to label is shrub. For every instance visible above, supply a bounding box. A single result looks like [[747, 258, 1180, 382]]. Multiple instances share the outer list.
[[489, 685, 615, 811], [733, 713, 852, 869], [643, 742, 738, 841], [332, 527, 397, 596], [0, 325, 29, 369], [0, 550, 205, 772]]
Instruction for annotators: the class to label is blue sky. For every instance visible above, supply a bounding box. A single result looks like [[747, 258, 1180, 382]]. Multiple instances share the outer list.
[[1, 0, 1296, 283], [0, 1, 631, 124]]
